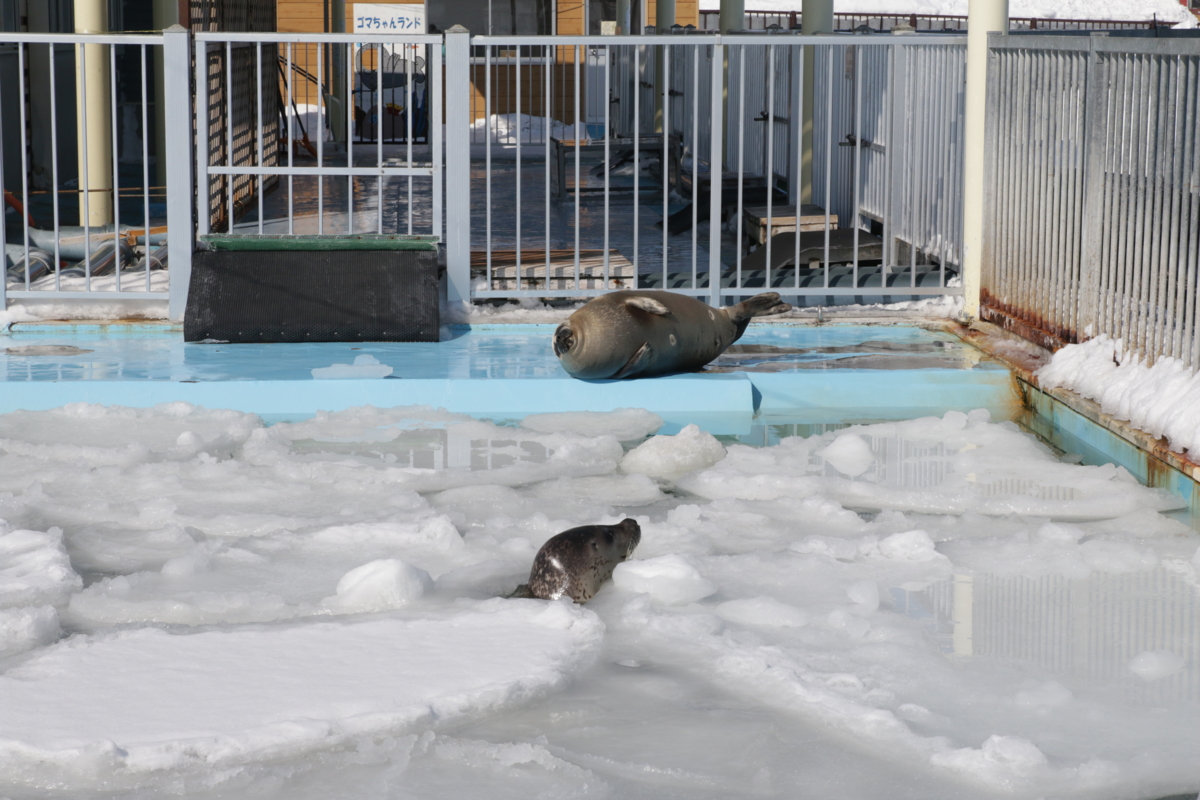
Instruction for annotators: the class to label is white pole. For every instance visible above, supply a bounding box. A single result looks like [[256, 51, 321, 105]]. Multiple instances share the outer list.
[[800, 0, 832, 204], [75, 0, 113, 226], [962, 0, 1008, 319]]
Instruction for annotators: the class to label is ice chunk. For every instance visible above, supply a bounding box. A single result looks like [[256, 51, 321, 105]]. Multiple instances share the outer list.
[[0, 526, 82, 608], [323, 559, 433, 613], [878, 530, 940, 562], [1128, 650, 1186, 682], [520, 408, 663, 441], [816, 433, 875, 477], [311, 354, 394, 380], [612, 555, 716, 604], [0, 605, 60, 657], [930, 735, 1048, 782], [846, 579, 880, 612], [715, 597, 809, 628], [619, 424, 726, 480], [0, 601, 604, 780], [67, 524, 199, 574]]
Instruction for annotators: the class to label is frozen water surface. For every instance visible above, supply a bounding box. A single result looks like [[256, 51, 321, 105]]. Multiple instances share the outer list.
[[0, 343, 1198, 798]]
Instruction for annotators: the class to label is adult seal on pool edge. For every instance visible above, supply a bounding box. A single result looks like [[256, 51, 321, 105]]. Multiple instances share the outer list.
[[553, 290, 791, 379], [511, 519, 641, 603]]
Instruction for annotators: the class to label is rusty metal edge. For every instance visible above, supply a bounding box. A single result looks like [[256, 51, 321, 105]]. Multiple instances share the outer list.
[[944, 318, 1200, 489]]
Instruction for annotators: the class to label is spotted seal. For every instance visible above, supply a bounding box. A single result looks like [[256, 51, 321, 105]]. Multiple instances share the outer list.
[[552, 290, 791, 379], [511, 519, 641, 603]]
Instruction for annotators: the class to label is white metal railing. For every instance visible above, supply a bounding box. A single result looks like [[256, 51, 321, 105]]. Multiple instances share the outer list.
[[455, 32, 968, 305], [697, 10, 1169, 33], [0, 31, 184, 311], [193, 31, 443, 242], [983, 33, 1200, 368]]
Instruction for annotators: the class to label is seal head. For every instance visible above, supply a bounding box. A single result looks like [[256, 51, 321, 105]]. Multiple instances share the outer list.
[[522, 519, 641, 603]]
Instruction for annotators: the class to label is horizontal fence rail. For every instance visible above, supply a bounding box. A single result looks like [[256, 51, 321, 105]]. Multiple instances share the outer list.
[[983, 34, 1200, 368], [193, 32, 443, 242], [697, 10, 1170, 32], [0, 32, 174, 305], [462, 33, 967, 306]]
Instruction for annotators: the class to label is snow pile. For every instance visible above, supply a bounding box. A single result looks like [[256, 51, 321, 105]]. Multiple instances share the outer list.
[[620, 423, 726, 479], [1037, 335, 1200, 457], [611, 554, 717, 604], [323, 558, 434, 612]]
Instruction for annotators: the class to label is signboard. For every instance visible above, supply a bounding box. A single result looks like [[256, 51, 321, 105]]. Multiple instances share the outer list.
[[353, 3, 427, 33]]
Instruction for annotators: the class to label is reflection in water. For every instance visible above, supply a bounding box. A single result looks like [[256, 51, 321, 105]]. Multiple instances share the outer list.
[[708, 340, 990, 373], [900, 570, 1200, 704], [289, 427, 548, 470]]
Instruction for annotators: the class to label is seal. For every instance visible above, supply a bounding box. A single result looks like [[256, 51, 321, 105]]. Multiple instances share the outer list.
[[552, 290, 791, 379], [511, 519, 642, 603]]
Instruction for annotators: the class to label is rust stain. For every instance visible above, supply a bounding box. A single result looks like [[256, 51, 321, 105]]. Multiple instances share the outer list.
[[979, 289, 1080, 352]]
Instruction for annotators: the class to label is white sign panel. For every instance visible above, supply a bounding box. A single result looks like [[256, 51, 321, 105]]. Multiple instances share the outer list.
[[353, 3, 427, 33]]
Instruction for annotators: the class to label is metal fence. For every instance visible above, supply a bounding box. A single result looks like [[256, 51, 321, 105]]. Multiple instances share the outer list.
[[0, 32, 176, 306], [698, 10, 1168, 33], [461, 33, 967, 305], [194, 32, 443, 241], [982, 33, 1200, 368]]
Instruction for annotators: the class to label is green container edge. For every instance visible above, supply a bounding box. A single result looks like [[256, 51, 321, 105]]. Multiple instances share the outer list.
[[201, 234, 440, 252]]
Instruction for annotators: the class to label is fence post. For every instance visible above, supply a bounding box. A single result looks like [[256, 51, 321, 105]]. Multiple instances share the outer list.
[[444, 25, 471, 306], [708, 39, 724, 307], [1077, 34, 1109, 341], [961, 0, 1008, 321], [163, 24, 194, 323]]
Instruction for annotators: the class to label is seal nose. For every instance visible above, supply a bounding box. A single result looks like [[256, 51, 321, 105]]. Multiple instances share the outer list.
[[553, 325, 576, 357]]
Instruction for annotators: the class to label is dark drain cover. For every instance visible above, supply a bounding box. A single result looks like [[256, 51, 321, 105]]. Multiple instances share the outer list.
[[184, 249, 439, 343]]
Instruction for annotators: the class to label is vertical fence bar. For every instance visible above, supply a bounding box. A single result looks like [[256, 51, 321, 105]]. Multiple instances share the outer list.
[[794, 42, 804, 289], [1080, 40, 1104, 338], [165, 25, 195, 321], [691, 43, 700, 287], [444, 26, 472, 304], [346, 42, 353, 233], [50, 42, 62, 288], [485, 45, 492, 288], [140, 44, 152, 289], [111, 44, 122, 288], [286, 42, 295, 234], [517, 44, 524, 289], [575, 44, 582, 283], [823, 45, 833, 285], [226, 41, 236, 235], [708, 39, 724, 307], [256, 42, 265, 236], [765, 44, 776, 291], [79, 44, 93, 287], [634, 44, 640, 279], [18, 43, 31, 289], [545, 44, 552, 277], [735, 45, 745, 289], [407, 44, 414, 235], [605, 43, 612, 287]]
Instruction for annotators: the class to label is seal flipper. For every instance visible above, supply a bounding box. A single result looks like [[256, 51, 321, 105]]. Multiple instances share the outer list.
[[613, 342, 653, 379], [624, 296, 670, 316], [725, 292, 793, 342], [507, 583, 534, 599], [726, 292, 793, 322]]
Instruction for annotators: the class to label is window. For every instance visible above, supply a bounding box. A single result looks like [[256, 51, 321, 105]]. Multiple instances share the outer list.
[[588, 0, 616, 35], [427, 0, 553, 35]]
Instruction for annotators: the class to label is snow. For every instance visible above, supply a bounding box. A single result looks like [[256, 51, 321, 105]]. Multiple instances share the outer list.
[[697, 0, 1197, 27], [619, 423, 727, 479], [0, 401, 1198, 797], [1037, 335, 1200, 458], [611, 554, 718, 604]]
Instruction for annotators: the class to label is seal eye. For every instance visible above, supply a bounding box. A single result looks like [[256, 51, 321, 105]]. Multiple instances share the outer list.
[[553, 326, 575, 356]]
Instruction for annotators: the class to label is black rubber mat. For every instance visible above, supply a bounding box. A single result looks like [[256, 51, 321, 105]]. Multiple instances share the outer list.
[[184, 249, 439, 342]]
